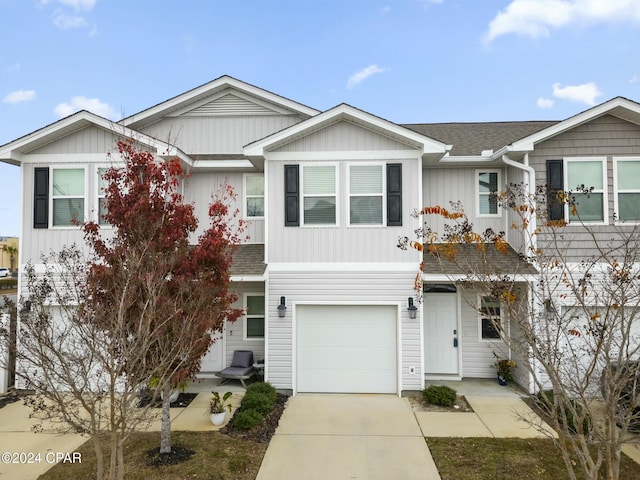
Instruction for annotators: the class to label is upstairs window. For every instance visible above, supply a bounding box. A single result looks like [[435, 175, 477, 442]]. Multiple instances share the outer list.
[[566, 158, 606, 223], [349, 165, 383, 225], [52, 168, 85, 226], [245, 294, 265, 339], [302, 165, 336, 225], [244, 174, 265, 218], [614, 158, 640, 223], [479, 296, 501, 340], [477, 170, 501, 216]]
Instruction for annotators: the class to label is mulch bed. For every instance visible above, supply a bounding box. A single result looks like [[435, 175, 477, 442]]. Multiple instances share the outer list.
[[0, 391, 22, 409], [146, 445, 195, 467], [221, 393, 288, 443], [408, 394, 474, 413], [138, 392, 198, 409]]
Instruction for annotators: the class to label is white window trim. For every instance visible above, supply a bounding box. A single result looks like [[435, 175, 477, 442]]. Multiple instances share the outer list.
[[243, 292, 265, 341], [347, 163, 386, 227], [243, 173, 265, 219], [475, 169, 502, 218], [50, 165, 88, 229], [477, 295, 503, 342], [300, 163, 339, 227], [613, 157, 640, 225], [564, 157, 608, 225]]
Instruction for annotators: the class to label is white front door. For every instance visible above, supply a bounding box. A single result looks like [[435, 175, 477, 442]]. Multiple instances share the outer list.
[[200, 331, 224, 374], [424, 293, 459, 375]]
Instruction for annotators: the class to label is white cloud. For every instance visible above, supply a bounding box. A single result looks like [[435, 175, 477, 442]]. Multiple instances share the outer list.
[[346, 65, 386, 89], [485, 0, 640, 42], [630, 74, 639, 84], [57, 0, 96, 10], [537, 97, 555, 108], [552, 82, 602, 105], [2, 90, 36, 104], [54, 96, 118, 119], [53, 13, 87, 29]]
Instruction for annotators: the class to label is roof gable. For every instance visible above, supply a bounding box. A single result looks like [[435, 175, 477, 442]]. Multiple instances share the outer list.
[[120, 76, 320, 128]]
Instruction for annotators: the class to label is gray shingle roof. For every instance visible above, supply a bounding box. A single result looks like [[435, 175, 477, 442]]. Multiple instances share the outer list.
[[230, 244, 265, 277], [422, 243, 539, 276], [403, 121, 559, 156]]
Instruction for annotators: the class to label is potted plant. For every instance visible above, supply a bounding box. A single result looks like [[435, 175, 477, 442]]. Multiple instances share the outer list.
[[209, 391, 233, 425], [496, 358, 516, 386]]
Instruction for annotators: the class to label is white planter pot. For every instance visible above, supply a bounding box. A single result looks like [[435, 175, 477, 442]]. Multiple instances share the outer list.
[[210, 411, 227, 426], [161, 389, 180, 404]]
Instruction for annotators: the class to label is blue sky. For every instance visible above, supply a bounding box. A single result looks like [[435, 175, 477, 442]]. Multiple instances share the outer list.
[[1, 0, 640, 236]]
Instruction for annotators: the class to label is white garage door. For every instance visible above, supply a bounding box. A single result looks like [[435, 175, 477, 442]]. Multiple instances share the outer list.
[[296, 305, 397, 394]]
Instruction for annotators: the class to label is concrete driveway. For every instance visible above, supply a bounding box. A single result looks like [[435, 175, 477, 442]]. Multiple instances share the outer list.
[[256, 394, 440, 480]]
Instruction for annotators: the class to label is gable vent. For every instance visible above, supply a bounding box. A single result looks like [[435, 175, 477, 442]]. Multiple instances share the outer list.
[[183, 94, 278, 116]]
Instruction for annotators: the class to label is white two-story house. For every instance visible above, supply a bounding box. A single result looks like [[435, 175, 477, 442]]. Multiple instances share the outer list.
[[2, 76, 639, 395]]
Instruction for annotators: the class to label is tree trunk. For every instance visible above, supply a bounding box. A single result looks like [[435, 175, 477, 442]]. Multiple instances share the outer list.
[[160, 384, 172, 454], [92, 436, 104, 480]]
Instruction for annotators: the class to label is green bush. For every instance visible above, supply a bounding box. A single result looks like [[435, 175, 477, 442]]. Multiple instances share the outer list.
[[240, 391, 274, 416], [536, 390, 591, 434], [245, 382, 277, 402], [422, 385, 457, 407], [233, 409, 264, 430], [0, 278, 17, 290]]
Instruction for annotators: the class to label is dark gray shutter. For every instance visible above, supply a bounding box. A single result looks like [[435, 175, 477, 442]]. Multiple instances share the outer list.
[[387, 163, 402, 226], [546, 160, 564, 220], [284, 165, 299, 226], [33, 167, 49, 229]]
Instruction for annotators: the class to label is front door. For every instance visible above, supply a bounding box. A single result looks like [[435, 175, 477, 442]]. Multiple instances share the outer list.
[[424, 293, 459, 375], [200, 331, 224, 375]]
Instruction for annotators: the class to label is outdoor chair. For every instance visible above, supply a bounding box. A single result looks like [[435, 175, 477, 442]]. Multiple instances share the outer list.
[[215, 350, 257, 388]]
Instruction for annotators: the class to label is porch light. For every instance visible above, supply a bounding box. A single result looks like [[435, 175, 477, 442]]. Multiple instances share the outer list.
[[20, 300, 31, 314], [407, 297, 417, 319], [277, 296, 287, 318]]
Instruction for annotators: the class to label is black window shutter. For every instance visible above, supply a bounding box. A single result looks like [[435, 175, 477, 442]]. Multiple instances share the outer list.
[[33, 167, 49, 229], [546, 160, 564, 220], [284, 165, 299, 226], [387, 163, 402, 226]]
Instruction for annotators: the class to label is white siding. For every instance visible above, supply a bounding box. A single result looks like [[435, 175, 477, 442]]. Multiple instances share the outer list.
[[28, 126, 124, 155], [267, 157, 421, 263], [266, 269, 421, 392], [224, 282, 266, 367], [184, 171, 264, 243]]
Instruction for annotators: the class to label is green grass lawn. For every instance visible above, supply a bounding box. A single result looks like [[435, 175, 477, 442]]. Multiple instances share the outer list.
[[427, 437, 640, 480]]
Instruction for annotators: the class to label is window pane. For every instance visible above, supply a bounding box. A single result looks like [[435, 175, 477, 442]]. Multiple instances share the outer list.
[[246, 198, 264, 217], [350, 196, 382, 224], [304, 197, 336, 224], [618, 161, 640, 190], [482, 318, 501, 339], [618, 193, 640, 222], [304, 166, 335, 195], [350, 165, 382, 195], [479, 194, 498, 215], [246, 296, 265, 316], [98, 198, 108, 225], [98, 168, 108, 193], [569, 192, 603, 222], [246, 175, 264, 196], [568, 161, 603, 189], [53, 198, 85, 226], [247, 317, 265, 338], [478, 172, 498, 193], [53, 169, 84, 196]]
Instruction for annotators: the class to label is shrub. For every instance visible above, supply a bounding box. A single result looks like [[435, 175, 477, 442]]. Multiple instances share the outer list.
[[240, 391, 274, 416], [245, 382, 277, 402], [0, 278, 17, 290], [423, 385, 457, 407], [536, 390, 591, 434], [233, 409, 264, 430]]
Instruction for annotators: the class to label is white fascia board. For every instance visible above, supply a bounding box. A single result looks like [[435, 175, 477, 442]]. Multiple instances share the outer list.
[[266, 150, 422, 161], [438, 155, 495, 164], [422, 272, 539, 283], [268, 262, 419, 273], [510, 97, 640, 152], [244, 104, 448, 157], [192, 160, 256, 169], [121, 76, 319, 127], [230, 274, 266, 282]]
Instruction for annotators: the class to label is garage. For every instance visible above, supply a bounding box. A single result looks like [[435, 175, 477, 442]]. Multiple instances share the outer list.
[[296, 304, 398, 394]]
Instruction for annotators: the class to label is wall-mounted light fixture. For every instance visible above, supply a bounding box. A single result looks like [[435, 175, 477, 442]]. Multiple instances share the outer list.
[[407, 297, 417, 319], [277, 296, 287, 318], [20, 300, 31, 314]]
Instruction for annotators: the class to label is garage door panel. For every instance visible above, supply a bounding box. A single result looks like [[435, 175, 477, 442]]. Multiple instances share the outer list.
[[296, 305, 397, 394]]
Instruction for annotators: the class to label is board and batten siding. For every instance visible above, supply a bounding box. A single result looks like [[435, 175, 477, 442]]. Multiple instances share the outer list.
[[276, 120, 416, 152], [183, 171, 264, 243], [267, 270, 421, 392], [530, 114, 640, 262], [267, 157, 421, 263], [224, 282, 265, 367], [422, 167, 505, 238], [27, 126, 126, 155], [138, 115, 303, 154]]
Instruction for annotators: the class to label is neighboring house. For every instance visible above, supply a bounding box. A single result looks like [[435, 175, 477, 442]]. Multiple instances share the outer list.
[[1, 76, 639, 395], [0, 237, 18, 272]]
